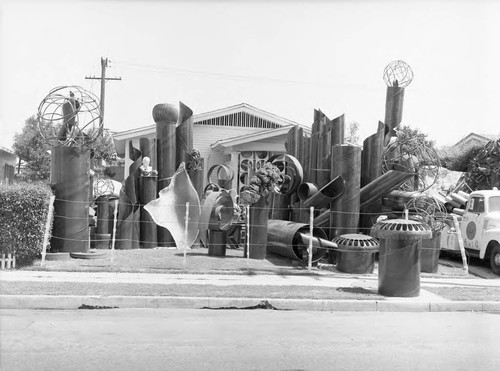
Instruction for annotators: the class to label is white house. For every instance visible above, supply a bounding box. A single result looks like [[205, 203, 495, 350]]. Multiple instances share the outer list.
[[112, 103, 310, 193]]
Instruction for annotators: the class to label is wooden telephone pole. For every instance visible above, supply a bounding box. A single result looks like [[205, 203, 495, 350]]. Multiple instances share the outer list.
[[85, 57, 122, 125]]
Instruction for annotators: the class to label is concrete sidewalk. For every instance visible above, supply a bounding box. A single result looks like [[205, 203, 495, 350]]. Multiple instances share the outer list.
[[2, 270, 500, 312]]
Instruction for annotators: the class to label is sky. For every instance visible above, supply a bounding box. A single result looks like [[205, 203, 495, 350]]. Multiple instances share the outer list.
[[1, 0, 500, 151]]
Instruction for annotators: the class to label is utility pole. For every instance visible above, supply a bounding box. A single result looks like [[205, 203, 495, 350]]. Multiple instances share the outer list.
[[85, 57, 121, 126]]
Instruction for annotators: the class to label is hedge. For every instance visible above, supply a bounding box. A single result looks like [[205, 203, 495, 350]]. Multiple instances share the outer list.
[[0, 182, 53, 265]]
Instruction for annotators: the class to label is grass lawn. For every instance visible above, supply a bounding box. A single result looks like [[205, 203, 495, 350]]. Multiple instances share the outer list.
[[425, 287, 500, 301], [0, 281, 385, 300]]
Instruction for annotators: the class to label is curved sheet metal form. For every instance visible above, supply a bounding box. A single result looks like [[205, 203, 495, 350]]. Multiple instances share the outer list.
[[145, 163, 201, 248], [266, 219, 329, 262], [176, 101, 193, 168], [297, 182, 319, 202], [361, 121, 385, 188], [268, 154, 303, 195], [384, 86, 405, 145], [359, 170, 414, 208], [303, 175, 345, 209], [51, 146, 90, 253], [330, 114, 345, 147], [116, 141, 142, 250], [153, 102, 178, 247], [199, 190, 234, 248]]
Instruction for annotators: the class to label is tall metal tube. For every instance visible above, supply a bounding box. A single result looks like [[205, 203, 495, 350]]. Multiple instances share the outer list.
[[140, 175, 157, 249], [384, 86, 405, 145], [176, 101, 193, 168], [51, 146, 90, 253], [330, 145, 361, 239], [153, 103, 178, 247]]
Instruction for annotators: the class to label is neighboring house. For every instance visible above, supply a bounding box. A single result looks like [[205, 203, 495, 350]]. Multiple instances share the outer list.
[[453, 133, 500, 151], [0, 147, 18, 185], [112, 103, 310, 193]]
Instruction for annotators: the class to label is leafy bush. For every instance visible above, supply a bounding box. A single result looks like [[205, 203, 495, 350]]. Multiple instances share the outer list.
[[0, 182, 53, 265]]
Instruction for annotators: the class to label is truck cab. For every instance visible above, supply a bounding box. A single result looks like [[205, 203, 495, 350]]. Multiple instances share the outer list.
[[459, 190, 500, 275]]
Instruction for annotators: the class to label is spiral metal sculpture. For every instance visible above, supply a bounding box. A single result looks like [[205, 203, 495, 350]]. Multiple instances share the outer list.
[[383, 60, 413, 88], [37, 85, 101, 147]]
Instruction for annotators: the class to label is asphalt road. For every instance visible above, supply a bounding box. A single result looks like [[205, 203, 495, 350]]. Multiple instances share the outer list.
[[1, 309, 499, 371]]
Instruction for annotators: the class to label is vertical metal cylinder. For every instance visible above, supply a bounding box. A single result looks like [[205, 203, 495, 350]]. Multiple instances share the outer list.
[[96, 196, 110, 235], [51, 146, 90, 253], [330, 145, 361, 240], [176, 101, 193, 168], [246, 196, 269, 260], [140, 175, 158, 249], [153, 103, 178, 247], [384, 86, 405, 145], [140, 137, 156, 172], [208, 230, 227, 257], [330, 114, 345, 147], [371, 219, 432, 297]]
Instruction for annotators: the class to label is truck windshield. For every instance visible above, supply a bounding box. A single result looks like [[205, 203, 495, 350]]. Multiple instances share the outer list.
[[489, 196, 500, 212]]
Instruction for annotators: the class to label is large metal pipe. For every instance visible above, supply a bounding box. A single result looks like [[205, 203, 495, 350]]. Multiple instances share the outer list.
[[140, 175, 157, 249], [153, 103, 178, 247], [359, 121, 385, 232], [176, 101, 193, 168], [297, 182, 319, 202], [330, 145, 361, 239], [330, 114, 345, 146], [266, 219, 328, 262], [302, 176, 344, 209], [360, 170, 414, 208], [51, 146, 90, 253], [116, 141, 141, 250], [384, 86, 405, 145]]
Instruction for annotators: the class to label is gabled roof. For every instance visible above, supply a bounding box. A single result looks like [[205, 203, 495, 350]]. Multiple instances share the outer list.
[[454, 133, 500, 148], [210, 125, 295, 151]]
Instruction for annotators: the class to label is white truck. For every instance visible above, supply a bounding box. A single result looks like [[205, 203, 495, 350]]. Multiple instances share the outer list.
[[442, 189, 500, 276]]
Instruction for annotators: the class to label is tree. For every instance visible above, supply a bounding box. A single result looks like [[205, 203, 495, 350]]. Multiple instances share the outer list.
[[395, 125, 436, 149], [12, 116, 51, 181], [345, 121, 360, 145], [13, 116, 118, 181]]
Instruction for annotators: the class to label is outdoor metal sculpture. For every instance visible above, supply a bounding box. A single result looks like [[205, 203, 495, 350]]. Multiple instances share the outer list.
[[153, 103, 178, 247], [144, 163, 201, 249], [266, 219, 334, 263], [38, 86, 101, 253], [115, 141, 142, 250], [382, 60, 413, 145], [199, 190, 234, 256]]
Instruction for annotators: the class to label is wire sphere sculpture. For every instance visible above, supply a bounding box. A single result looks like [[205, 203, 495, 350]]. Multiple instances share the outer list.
[[405, 194, 447, 234], [37, 85, 101, 147], [382, 135, 441, 192], [383, 60, 413, 88], [94, 177, 115, 199]]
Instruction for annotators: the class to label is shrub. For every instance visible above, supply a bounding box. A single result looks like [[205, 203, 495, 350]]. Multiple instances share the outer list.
[[0, 182, 53, 266]]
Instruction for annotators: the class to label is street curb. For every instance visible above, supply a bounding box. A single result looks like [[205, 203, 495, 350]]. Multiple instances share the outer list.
[[2, 295, 500, 312]]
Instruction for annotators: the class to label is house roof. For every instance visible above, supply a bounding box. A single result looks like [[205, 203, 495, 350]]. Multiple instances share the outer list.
[[454, 133, 500, 148], [112, 103, 309, 156], [210, 125, 296, 151]]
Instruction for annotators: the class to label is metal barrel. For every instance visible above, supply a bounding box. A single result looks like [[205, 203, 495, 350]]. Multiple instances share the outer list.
[[266, 219, 328, 262]]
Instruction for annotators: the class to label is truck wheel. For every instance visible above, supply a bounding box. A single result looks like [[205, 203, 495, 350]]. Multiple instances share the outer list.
[[490, 245, 500, 276]]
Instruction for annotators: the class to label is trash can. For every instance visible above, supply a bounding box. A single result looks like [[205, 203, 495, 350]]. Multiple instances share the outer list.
[[371, 219, 432, 297], [420, 231, 441, 273], [332, 234, 379, 274]]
